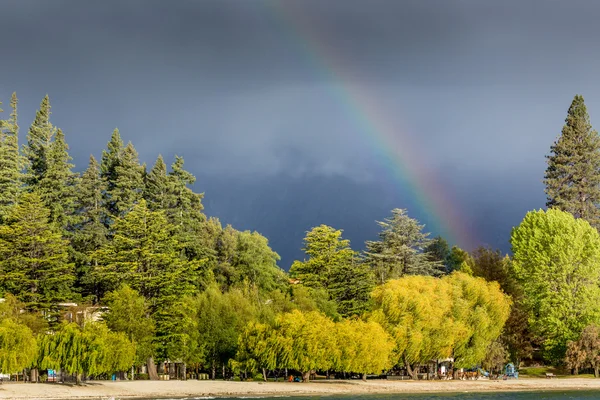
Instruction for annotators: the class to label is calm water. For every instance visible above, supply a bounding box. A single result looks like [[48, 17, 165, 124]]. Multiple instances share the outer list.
[[156, 393, 600, 400]]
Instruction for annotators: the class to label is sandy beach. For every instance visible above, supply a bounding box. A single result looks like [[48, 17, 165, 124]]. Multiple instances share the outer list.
[[0, 378, 599, 399]]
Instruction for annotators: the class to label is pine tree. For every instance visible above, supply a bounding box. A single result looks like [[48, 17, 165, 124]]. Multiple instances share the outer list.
[[0, 192, 74, 312], [100, 128, 124, 221], [544, 94, 600, 228], [424, 236, 451, 274], [38, 129, 78, 230], [144, 155, 168, 211], [72, 156, 108, 300], [92, 199, 194, 301], [0, 93, 22, 215], [23, 95, 55, 187], [365, 208, 441, 284], [166, 156, 207, 260], [290, 225, 373, 317], [111, 142, 144, 218]]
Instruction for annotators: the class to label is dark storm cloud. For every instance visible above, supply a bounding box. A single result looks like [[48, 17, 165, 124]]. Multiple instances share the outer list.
[[1, 0, 599, 265]]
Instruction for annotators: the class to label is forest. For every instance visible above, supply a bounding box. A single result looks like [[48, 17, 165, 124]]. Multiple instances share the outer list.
[[0, 92, 600, 382]]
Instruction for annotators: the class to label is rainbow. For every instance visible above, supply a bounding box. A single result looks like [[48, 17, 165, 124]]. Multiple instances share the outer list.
[[265, 1, 475, 249]]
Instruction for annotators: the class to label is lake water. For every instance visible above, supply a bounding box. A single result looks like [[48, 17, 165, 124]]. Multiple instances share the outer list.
[[201, 393, 600, 400]]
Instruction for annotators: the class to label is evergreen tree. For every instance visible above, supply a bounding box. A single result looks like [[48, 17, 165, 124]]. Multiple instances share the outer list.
[[100, 128, 124, 221], [544, 94, 600, 229], [0, 192, 74, 312], [38, 129, 78, 229], [290, 225, 373, 318], [144, 155, 169, 211], [424, 236, 451, 274], [111, 142, 144, 218], [93, 200, 197, 366], [92, 199, 195, 301], [0, 93, 22, 216], [23, 95, 55, 187], [167, 156, 207, 260], [72, 156, 108, 300], [365, 209, 441, 284]]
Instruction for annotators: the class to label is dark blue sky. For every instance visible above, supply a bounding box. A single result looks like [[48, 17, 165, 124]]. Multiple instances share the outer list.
[[0, 0, 598, 267]]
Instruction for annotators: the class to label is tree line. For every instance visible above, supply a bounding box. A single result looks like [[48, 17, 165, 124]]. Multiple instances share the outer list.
[[0, 92, 598, 381]]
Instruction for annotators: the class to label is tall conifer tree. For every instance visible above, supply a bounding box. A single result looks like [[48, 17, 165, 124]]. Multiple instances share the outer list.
[[72, 156, 108, 300], [0, 93, 22, 215], [100, 128, 124, 221], [23, 95, 55, 187], [544, 95, 600, 228], [144, 155, 168, 211], [38, 129, 78, 229], [166, 156, 207, 260], [365, 208, 441, 284], [111, 142, 144, 218], [0, 192, 74, 312]]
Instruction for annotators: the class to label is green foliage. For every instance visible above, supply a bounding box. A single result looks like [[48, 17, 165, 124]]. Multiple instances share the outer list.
[[0, 93, 22, 216], [72, 156, 108, 300], [0, 192, 74, 312], [544, 95, 600, 229], [0, 318, 37, 374], [92, 199, 195, 300], [511, 208, 600, 363], [365, 209, 442, 283], [193, 284, 258, 370], [446, 246, 474, 274], [290, 225, 373, 317], [111, 142, 144, 217], [37, 321, 135, 378], [482, 340, 509, 374], [23, 95, 54, 187], [425, 236, 451, 274], [38, 128, 78, 230], [371, 272, 510, 372], [103, 285, 155, 365], [446, 272, 511, 368]]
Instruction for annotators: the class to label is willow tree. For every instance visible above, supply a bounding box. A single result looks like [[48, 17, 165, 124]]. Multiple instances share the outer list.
[[446, 272, 511, 369], [371, 275, 455, 379], [36, 322, 135, 383], [0, 318, 37, 374], [511, 208, 600, 362], [335, 319, 394, 380]]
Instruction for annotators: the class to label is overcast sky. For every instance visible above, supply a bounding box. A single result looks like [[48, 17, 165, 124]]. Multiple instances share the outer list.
[[1, 0, 598, 267]]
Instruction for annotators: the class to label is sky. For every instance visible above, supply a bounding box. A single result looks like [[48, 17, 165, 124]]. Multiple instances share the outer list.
[[1, 0, 599, 268]]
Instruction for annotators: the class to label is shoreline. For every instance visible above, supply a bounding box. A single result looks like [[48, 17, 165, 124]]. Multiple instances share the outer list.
[[0, 379, 600, 399]]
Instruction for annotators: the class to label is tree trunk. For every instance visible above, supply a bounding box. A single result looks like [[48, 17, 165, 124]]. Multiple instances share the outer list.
[[131, 365, 135, 381], [147, 357, 159, 380], [595, 366, 599, 378], [362, 373, 367, 381], [302, 371, 310, 382], [212, 362, 216, 380], [30, 368, 38, 383], [285, 368, 288, 380], [223, 364, 226, 380], [182, 363, 187, 381], [76, 373, 82, 385], [262, 368, 268, 382], [574, 366, 579, 375], [404, 355, 417, 380]]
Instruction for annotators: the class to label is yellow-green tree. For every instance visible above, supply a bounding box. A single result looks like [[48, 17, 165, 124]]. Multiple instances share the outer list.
[[446, 272, 511, 369], [335, 319, 394, 380], [0, 318, 37, 374], [371, 275, 455, 378], [511, 208, 600, 362]]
